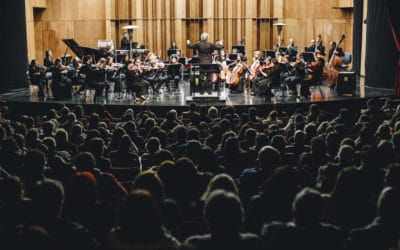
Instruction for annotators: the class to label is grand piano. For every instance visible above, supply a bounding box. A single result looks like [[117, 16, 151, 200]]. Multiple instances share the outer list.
[[62, 39, 110, 63]]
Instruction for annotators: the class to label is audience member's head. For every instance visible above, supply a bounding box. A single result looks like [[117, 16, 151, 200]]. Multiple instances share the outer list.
[[204, 190, 244, 235], [377, 187, 400, 225], [292, 187, 323, 226]]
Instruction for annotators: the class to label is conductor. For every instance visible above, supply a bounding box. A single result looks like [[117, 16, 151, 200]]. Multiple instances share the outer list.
[[187, 32, 223, 63]]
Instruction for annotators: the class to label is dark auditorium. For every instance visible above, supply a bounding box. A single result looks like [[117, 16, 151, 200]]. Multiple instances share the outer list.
[[1, 0, 400, 249]]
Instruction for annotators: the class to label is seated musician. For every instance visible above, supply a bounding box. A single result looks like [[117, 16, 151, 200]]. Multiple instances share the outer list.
[[52, 58, 72, 99], [226, 53, 248, 93], [168, 40, 181, 57], [284, 53, 306, 97], [28, 59, 46, 97], [144, 53, 166, 94], [125, 58, 148, 101], [96, 58, 110, 97], [67, 57, 84, 95], [79, 55, 106, 99], [252, 58, 281, 97], [246, 50, 263, 91], [302, 50, 325, 98], [167, 54, 183, 91]]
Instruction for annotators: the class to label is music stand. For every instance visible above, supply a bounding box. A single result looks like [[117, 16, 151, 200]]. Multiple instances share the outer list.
[[191, 63, 222, 96], [167, 49, 181, 57], [302, 52, 315, 64], [232, 45, 245, 55], [263, 50, 276, 59], [229, 53, 238, 61]]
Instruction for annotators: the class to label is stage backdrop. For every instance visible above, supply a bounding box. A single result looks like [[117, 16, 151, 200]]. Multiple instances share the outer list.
[[0, 0, 28, 92], [365, 0, 398, 90]]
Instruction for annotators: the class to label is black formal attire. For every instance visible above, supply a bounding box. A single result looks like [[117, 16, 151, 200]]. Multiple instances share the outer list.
[[254, 66, 282, 97], [43, 57, 54, 68], [285, 60, 306, 96], [187, 41, 223, 64], [167, 63, 183, 90], [305, 45, 316, 53], [287, 45, 298, 60], [28, 65, 46, 97], [125, 68, 149, 98], [79, 63, 105, 98], [120, 37, 130, 50], [317, 45, 326, 56], [328, 46, 344, 62], [51, 65, 72, 99], [187, 41, 224, 93]]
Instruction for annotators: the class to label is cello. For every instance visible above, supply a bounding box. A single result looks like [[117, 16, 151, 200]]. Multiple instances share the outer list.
[[326, 34, 345, 86], [227, 63, 244, 87]]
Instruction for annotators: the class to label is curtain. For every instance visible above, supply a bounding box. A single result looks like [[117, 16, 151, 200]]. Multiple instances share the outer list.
[[385, 0, 400, 95], [352, 0, 363, 76], [365, 0, 398, 89]]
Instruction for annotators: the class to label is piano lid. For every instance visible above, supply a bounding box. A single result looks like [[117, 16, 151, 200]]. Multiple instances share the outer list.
[[63, 39, 108, 62]]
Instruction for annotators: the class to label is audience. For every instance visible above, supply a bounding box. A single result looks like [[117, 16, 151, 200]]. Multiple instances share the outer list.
[[1, 99, 400, 249]]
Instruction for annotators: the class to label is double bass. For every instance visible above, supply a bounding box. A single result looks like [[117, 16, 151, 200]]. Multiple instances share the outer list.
[[327, 34, 345, 86]]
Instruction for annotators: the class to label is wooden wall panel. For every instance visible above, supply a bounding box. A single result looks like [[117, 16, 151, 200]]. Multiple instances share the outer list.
[[26, 0, 354, 61], [74, 0, 105, 20]]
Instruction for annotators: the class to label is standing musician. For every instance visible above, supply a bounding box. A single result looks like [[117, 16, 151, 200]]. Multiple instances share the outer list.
[[305, 39, 318, 53], [120, 32, 130, 50], [316, 34, 326, 56], [287, 38, 298, 61], [28, 59, 47, 97], [284, 53, 306, 97], [125, 58, 149, 101], [43, 50, 54, 68], [328, 41, 344, 62]]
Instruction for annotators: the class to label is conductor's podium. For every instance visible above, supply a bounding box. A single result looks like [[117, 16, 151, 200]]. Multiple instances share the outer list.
[[186, 63, 226, 104]]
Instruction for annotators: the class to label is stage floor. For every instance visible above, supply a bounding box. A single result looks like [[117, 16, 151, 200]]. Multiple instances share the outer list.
[[1, 81, 394, 108]]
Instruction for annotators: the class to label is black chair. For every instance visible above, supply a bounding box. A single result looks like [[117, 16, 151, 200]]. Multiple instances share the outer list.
[[167, 63, 183, 94], [341, 53, 352, 70]]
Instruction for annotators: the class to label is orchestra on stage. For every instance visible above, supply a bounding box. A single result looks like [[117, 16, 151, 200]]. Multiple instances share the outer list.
[[28, 32, 346, 102]]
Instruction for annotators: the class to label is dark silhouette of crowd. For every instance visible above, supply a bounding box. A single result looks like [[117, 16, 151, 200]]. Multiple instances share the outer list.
[[1, 97, 400, 250]]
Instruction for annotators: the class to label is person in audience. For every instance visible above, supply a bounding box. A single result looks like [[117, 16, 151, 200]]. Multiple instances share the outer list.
[[184, 190, 262, 250], [261, 188, 344, 250], [107, 189, 181, 250], [30, 179, 100, 250], [346, 187, 400, 250]]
